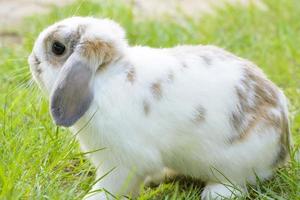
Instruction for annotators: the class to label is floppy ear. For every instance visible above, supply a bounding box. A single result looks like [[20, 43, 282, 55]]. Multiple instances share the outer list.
[[50, 54, 95, 127]]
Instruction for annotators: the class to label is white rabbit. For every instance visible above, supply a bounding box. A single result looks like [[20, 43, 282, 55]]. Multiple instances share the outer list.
[[28, 17, 291, 200]]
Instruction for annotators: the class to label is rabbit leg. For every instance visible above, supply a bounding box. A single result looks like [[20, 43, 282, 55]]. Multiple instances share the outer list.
[[201, 182, 247, 200], [84, 165, 144, 200], [144, 167, 178, 186]]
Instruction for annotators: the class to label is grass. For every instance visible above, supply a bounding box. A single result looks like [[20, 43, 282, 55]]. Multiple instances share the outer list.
[[0, 0, 299, 199]]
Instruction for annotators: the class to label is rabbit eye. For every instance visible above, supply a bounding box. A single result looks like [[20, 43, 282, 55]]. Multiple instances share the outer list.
[[52, 41, 66, 56]]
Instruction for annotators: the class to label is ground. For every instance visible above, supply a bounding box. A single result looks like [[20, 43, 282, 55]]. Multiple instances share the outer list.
[[0, 0, 299, 199]]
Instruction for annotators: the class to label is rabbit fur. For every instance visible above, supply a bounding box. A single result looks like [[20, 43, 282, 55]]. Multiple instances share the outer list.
[[28, 17, 291, 200]]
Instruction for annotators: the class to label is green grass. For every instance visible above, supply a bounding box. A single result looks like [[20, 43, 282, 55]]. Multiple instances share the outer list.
[[0, 0, 299, 199]]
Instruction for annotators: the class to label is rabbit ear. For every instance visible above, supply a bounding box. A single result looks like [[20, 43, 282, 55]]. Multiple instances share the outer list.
[[50, 54, 94, 127]]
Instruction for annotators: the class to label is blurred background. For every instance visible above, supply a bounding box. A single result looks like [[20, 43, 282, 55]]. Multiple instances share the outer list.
[[0, 0, 265, 46], [0, 0, 299, 199]]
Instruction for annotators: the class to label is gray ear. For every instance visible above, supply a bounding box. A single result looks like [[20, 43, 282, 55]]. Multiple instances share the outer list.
[[50, 56, 94, 127]]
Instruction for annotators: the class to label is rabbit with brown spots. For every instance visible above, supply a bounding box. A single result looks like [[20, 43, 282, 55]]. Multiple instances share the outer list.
[[28, 17, 291, 200]]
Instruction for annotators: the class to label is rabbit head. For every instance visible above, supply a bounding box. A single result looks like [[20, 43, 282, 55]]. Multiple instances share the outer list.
[[28, 17, 127, 127]]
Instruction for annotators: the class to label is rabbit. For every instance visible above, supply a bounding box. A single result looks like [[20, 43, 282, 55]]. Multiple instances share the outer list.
[[28, 16, 291, 200]]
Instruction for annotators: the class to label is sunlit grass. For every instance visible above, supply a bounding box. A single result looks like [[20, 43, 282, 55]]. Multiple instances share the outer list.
[[0, 0, 299, 199]]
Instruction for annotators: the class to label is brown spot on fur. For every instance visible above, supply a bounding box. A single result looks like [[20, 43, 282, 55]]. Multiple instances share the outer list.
[[272, 109, 290, 167], [230, 63, 282, 143], [143, 100, 150, 115], [80, 39, 116, 64], [273, 144, 288, 167], [179, 60, 188, 70], [151, 81, 162, 100], [230, 112, 243, 134], [200, 55, 212, 65], [244, 66, 278, 106], [127, 67, 136, 84], [193, 106, 206, 123], [281, 110, 291, 152]]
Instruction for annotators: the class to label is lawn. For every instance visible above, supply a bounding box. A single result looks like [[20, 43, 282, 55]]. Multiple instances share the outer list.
[[0, 0, 299, 199]]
